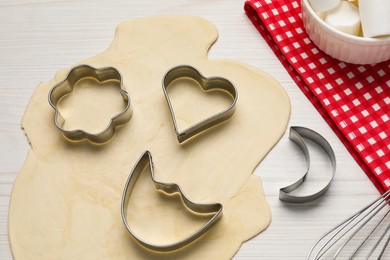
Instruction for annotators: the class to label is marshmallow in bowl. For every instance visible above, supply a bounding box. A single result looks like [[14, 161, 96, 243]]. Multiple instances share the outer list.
[[324, 1, 361, 36], [309, 0, 340, 12], [359, 0, 390, 38]]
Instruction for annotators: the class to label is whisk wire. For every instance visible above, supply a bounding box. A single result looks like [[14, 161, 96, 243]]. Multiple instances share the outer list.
[[370, 223, 390, 259], [307, 189, 390, 260], [348, 208, 390, 259], [332, 199, 390, 259]]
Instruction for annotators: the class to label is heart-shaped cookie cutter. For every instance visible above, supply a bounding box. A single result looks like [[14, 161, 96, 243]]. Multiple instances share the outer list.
[[48, 64, 132, 144], [162, 65, 238, 143], [121, 151, 223, 252], [279, 126, 336, 203]]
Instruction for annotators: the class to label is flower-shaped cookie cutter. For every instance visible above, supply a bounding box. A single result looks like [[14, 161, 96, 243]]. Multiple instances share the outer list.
[[162, 65, 238, 143], [121, 151, 223, 252], [48, 64, 132, 144]]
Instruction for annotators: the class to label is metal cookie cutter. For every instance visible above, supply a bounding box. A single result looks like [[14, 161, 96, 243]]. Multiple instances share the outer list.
[[121, 151, 223, 252], [279, 126, 336, 203], [162, 65, 238, 143], [48, 64, 132, 144]]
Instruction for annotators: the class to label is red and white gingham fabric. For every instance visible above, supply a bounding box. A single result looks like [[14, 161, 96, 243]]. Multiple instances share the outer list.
[[244, 0, 390, 193]]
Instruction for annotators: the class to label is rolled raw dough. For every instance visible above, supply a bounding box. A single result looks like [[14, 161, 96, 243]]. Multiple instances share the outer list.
[[9, 16, 290, 259]]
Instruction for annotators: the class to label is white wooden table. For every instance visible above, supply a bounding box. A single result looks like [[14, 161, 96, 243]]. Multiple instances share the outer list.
[[0, 0, 380, 259]]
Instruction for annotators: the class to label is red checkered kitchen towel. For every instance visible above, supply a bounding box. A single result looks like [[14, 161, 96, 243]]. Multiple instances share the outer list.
[[244, 0, 390, 193]]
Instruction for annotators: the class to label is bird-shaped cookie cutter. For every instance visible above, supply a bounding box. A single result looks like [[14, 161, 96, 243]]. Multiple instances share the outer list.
[[121, 151, 223, 252]]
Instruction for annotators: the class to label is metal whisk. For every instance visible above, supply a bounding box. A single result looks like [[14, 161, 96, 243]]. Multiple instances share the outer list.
[[307, 189, 390, 259]]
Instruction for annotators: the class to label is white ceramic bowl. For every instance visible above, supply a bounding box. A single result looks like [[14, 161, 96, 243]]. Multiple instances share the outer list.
[[302, 0, 390, 64]]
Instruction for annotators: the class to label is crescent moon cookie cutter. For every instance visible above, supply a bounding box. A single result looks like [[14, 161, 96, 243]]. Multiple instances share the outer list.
[[48, 64, 132, 144], [279, 126, 336, 204], [121, 151, 223, 252], [162, 65, 238, 143]]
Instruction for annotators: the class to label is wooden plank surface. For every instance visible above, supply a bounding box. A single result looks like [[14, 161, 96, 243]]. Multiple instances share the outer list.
[[0, 0, 380, 259]]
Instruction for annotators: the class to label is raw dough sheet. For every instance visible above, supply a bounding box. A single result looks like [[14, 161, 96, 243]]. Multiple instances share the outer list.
[[9, 16, 290, 259]]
